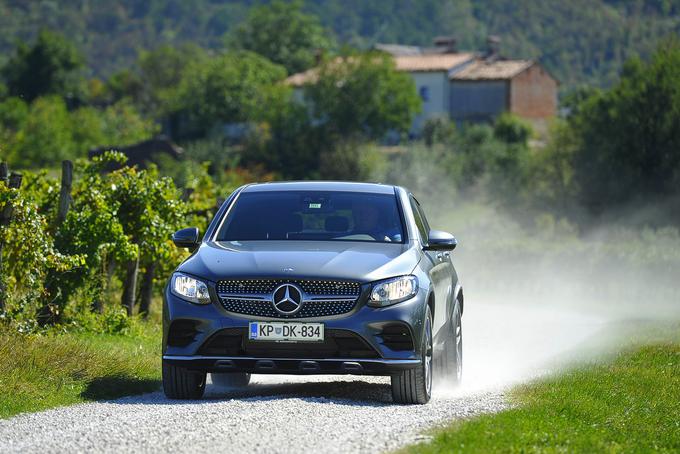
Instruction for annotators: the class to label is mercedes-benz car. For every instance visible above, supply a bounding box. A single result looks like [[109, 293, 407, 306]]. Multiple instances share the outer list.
[[162, 181, 463, 404]]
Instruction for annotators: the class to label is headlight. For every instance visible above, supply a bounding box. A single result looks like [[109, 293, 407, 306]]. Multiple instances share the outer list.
[[369, 275, 418, 307], [171, 273, 211, 305]]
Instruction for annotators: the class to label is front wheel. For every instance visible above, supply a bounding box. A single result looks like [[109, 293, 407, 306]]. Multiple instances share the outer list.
[[162, 360, 206, 399], [391, 306, 433, 404]]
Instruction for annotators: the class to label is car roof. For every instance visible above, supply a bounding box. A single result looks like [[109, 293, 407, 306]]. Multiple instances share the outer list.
[[241, 181, 397, 195]]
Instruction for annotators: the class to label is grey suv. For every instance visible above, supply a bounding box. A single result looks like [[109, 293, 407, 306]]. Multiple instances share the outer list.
[[163, 181, 463, 404]]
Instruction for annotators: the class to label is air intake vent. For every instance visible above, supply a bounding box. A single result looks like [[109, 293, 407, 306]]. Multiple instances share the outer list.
[[167, 320, 200, 347], [377, 323, 414, 351]]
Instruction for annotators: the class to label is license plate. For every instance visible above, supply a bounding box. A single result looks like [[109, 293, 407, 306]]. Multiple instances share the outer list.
[[249, 321, 324, 342]]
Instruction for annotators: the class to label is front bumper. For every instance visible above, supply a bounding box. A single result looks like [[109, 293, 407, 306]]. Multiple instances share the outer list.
[[163, 355, 420, 375], [163, 284, 428, 376]]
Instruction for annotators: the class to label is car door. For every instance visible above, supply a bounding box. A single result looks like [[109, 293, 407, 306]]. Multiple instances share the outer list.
[[409, 196, 453, 334]]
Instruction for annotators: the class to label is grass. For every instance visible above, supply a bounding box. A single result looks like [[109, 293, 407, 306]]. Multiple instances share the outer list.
[[0, 323, 161, 419], [404, 326, 680, 453]]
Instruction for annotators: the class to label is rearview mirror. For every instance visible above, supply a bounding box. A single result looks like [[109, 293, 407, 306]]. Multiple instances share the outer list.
[[424, 230, 457, 251], [172, 227, 200, 251]]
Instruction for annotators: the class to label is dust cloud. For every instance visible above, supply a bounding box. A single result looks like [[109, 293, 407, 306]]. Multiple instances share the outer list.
[[428, 192, 680, 396]]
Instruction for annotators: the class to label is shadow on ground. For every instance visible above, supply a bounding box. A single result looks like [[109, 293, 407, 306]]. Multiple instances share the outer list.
[[107, 377, 397, 407], [81, 375, 161, 401]]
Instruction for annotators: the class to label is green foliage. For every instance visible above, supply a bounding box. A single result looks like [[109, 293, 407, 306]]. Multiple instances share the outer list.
[[1, 96, 157, 169], [570, 38, 680, 218], [405, 341, 680, 453], [0, 181, 82, 328], [52, 155, 139, 313], [1, 29, 84, 102], [422, 116, 456, 147], [106, 44, 208, 118], [2, 1, 677, 90], [525, 119, 579, 214], [242, 94, 318, 179], [230, 0, 334, 75], [7, 96, 74, 168], [304, 51, 422, 139], [317, 139, 383, 181], [493, 113, 532, 146], [52, 153, 185, 312], [176, 51, 288, 136]]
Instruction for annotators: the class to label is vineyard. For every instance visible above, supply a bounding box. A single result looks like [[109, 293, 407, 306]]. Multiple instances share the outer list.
[[0, 153, 236, 332]]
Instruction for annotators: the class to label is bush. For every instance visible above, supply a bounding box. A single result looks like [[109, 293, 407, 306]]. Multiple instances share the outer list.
[[1, 96, 157, 169], [0, 181, 82, 329], [422, 116, 456, 146]]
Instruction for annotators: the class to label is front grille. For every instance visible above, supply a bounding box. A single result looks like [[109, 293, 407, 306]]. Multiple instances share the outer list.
[[198, 328, 379, 359], [217, 278, 361, 296], [219, 298, 358, 319], [217, 278, 362, 319]]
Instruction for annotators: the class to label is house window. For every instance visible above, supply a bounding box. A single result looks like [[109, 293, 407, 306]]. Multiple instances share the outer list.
[[419, 86, 430, 102]]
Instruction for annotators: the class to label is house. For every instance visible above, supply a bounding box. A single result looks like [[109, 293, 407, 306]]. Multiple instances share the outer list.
[[285, 37, 558, 135]]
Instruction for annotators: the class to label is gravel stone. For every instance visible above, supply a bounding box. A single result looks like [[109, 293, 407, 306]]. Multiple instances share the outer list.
[[0, 376, 506, 454]]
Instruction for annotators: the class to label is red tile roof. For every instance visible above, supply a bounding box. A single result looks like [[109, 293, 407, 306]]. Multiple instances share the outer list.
[[450, 59, 534, 80], [394, 53, 474, 72]]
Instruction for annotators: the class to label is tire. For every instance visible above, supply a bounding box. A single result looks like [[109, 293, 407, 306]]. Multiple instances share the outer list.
[[391, 306, 433, 404], [211, 372, 251, 388], [442, 301, 463, 386], [162, 360, 206, 399]]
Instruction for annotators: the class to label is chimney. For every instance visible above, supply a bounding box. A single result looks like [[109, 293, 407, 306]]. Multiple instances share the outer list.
[[433, 36, 457, 54], [485, 35, 501, 61]]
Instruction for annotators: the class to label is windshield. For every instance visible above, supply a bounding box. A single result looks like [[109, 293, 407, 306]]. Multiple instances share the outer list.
[[215, 190, 405, 243]]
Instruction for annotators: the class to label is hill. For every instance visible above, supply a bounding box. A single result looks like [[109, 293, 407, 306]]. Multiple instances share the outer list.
[[0, 0, 679, 90]]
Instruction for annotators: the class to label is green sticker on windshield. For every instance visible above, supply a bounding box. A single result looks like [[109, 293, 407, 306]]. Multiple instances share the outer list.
[[309, 203, 322, 209]]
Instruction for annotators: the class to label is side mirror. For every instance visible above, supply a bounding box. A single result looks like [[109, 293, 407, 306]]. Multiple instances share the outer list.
[[172, 227, 200, 251], [424, 230, 457, 251]]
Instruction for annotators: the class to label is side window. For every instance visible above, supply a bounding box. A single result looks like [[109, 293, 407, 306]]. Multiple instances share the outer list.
[[416, 202, 432, 233], [409, 196, 428, 243]]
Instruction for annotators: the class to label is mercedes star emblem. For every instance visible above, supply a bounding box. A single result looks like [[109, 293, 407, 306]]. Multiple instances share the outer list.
[[272, 283, 304, 314]]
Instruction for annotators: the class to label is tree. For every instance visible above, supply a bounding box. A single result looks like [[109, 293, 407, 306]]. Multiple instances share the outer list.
[[135, 44, 207, 118], [493, 113, 532, 146], [8, 96, 74, 168], [303, 51, 421, 140], [230, 0, 334, 75], [2, 30, 84, 102], [176, 51, 288, 137], [4, 97, 157, 169], [570, 38, 680, 216]]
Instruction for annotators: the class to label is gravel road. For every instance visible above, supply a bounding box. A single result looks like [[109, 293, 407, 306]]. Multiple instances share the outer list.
[[0, 302, 604, 453]]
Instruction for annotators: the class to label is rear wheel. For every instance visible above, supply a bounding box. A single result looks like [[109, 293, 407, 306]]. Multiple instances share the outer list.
[[162, 360, 206, 399], [211, 372, 251, 388], [391, 306, 433, 404], [442, 302, 463, 385]]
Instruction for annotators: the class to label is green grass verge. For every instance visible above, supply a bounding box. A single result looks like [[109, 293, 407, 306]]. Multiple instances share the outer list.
[[0, 323, 161, 419], [405, 337, 680, 453]]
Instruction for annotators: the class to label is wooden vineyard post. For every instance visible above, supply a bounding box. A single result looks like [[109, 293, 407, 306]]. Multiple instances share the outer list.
[[56, 160, 73, 225]]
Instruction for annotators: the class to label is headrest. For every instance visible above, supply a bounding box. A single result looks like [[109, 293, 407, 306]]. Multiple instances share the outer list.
[[325, 216, 349, 232]]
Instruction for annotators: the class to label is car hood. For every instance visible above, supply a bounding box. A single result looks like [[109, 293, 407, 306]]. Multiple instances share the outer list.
[[177, 240, 421, 283]]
